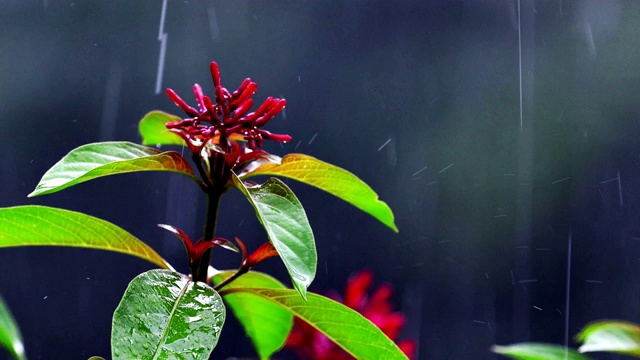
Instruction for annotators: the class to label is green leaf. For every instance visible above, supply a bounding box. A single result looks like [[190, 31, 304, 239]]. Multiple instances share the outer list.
[[88, 357, 106, 360], [0, 205, 170, 269], [492, 343, 590, 360], [222, 288, 408, 360], [213, 271, 292, 360], [138, 111, 186, 146], [112, 269, 225, 360], [232, 174, 316, 299], [0, 296, 25, 360], [240, 154, 398, 232], [29, 141, 197, 197], [577, 320, 640, 356]]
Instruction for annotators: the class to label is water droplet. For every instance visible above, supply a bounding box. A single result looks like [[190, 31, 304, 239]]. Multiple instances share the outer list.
[[188, 315, 202, 323]]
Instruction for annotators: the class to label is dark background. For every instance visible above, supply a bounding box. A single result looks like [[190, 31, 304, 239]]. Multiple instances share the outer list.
[[1, 1, 640, 359]]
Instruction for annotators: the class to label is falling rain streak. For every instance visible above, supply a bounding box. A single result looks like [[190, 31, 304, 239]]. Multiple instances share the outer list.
[[517, 0, 523, 132], [552, 177, 570, 185], [155, 0, 168, 94], [599, 170, 623, 207], [308, 133, 318, 145], [438, 163, 454, 174], [378, 138, 392, 151], [564, 230, 572, 353], [412, 166, 428, 177]]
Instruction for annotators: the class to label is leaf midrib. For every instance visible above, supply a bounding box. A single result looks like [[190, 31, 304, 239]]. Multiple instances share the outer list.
[[151, 279, 191, 360]]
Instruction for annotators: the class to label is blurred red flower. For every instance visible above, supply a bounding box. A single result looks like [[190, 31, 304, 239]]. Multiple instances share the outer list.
[[285, 270, 416, 359]]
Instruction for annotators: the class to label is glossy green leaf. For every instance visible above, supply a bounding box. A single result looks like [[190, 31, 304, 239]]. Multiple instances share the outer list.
[[241, 153, 398, 232], [0, 205, 170, 269], [138, 111, 185, 146], [112, 269, 225, 360], [213, 271, 292, 360], [222, 287, 407, 359], [577, 320, 640, 356], [232, 174, 316, 299], [492, 343, 590, 360], [0, 296, 25, 360], [29, 141, 197, 197]]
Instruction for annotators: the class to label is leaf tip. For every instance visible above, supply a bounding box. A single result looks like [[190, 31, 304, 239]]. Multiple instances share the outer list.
[[294, 283, 308, 301], [27, 187, 47, 198]]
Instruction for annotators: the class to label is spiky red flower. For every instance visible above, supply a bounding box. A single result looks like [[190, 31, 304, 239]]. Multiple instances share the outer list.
[[285, 270, 416, 359], [165, 62, 290, 155], [164, 62, 290, 190]]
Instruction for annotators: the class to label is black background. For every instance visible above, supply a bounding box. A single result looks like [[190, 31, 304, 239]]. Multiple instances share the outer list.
[[1, 1, 640, 359]]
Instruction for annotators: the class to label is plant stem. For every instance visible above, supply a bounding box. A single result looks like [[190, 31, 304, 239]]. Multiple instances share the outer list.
[[213, 266, 248, 291], [192, 189, 222, 282], [192, 154, 211, 192]]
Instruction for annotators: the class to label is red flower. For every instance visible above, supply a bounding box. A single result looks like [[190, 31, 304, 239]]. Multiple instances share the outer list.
[[285, 270, 416, 359], [164, 62, 290, 189], [165, 62, 290, 153]]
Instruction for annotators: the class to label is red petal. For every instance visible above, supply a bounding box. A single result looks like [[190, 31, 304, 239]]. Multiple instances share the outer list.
[[209, 62, 221, 87], [363, 283, 394, 315], [231, 78, 252, 100], [344, 270, 373, 310], [214, 85, 225, 107], [166, 88, 199, 117], [203, 96, 219, 122], [193, 84, 206, 113], [260, 130, 292, 143], [230, 82, 257, 109], [369, 312, 405, 339], [397, 339, 417, 360], [244, 97, 275, 123], [245, 242, 279, 267], [254, 99, 286, 126], [231, 99, 254, 123]]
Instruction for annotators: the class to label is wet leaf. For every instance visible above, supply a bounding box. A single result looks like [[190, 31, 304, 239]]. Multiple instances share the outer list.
[[213, 271, 292, 360], [0, 296, 25, 360], [232, 174, 316, 299], [241, 154, 398, 232], [222, 288, 407, 360], [0, 205, 170, 269], [29, 141, 197, 197], [138, 111, 185, 146], [492, 343, 590, 360], [577, 320, 640, 356], [112, 269, 225, 360]]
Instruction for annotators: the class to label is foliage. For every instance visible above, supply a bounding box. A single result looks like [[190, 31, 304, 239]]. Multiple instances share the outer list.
[[111, 270, 225, 359], [0, 61, 406, 359], [0, 296, 25, 360], [493, 320, 640, 359], [284, 270, 415, 359]]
